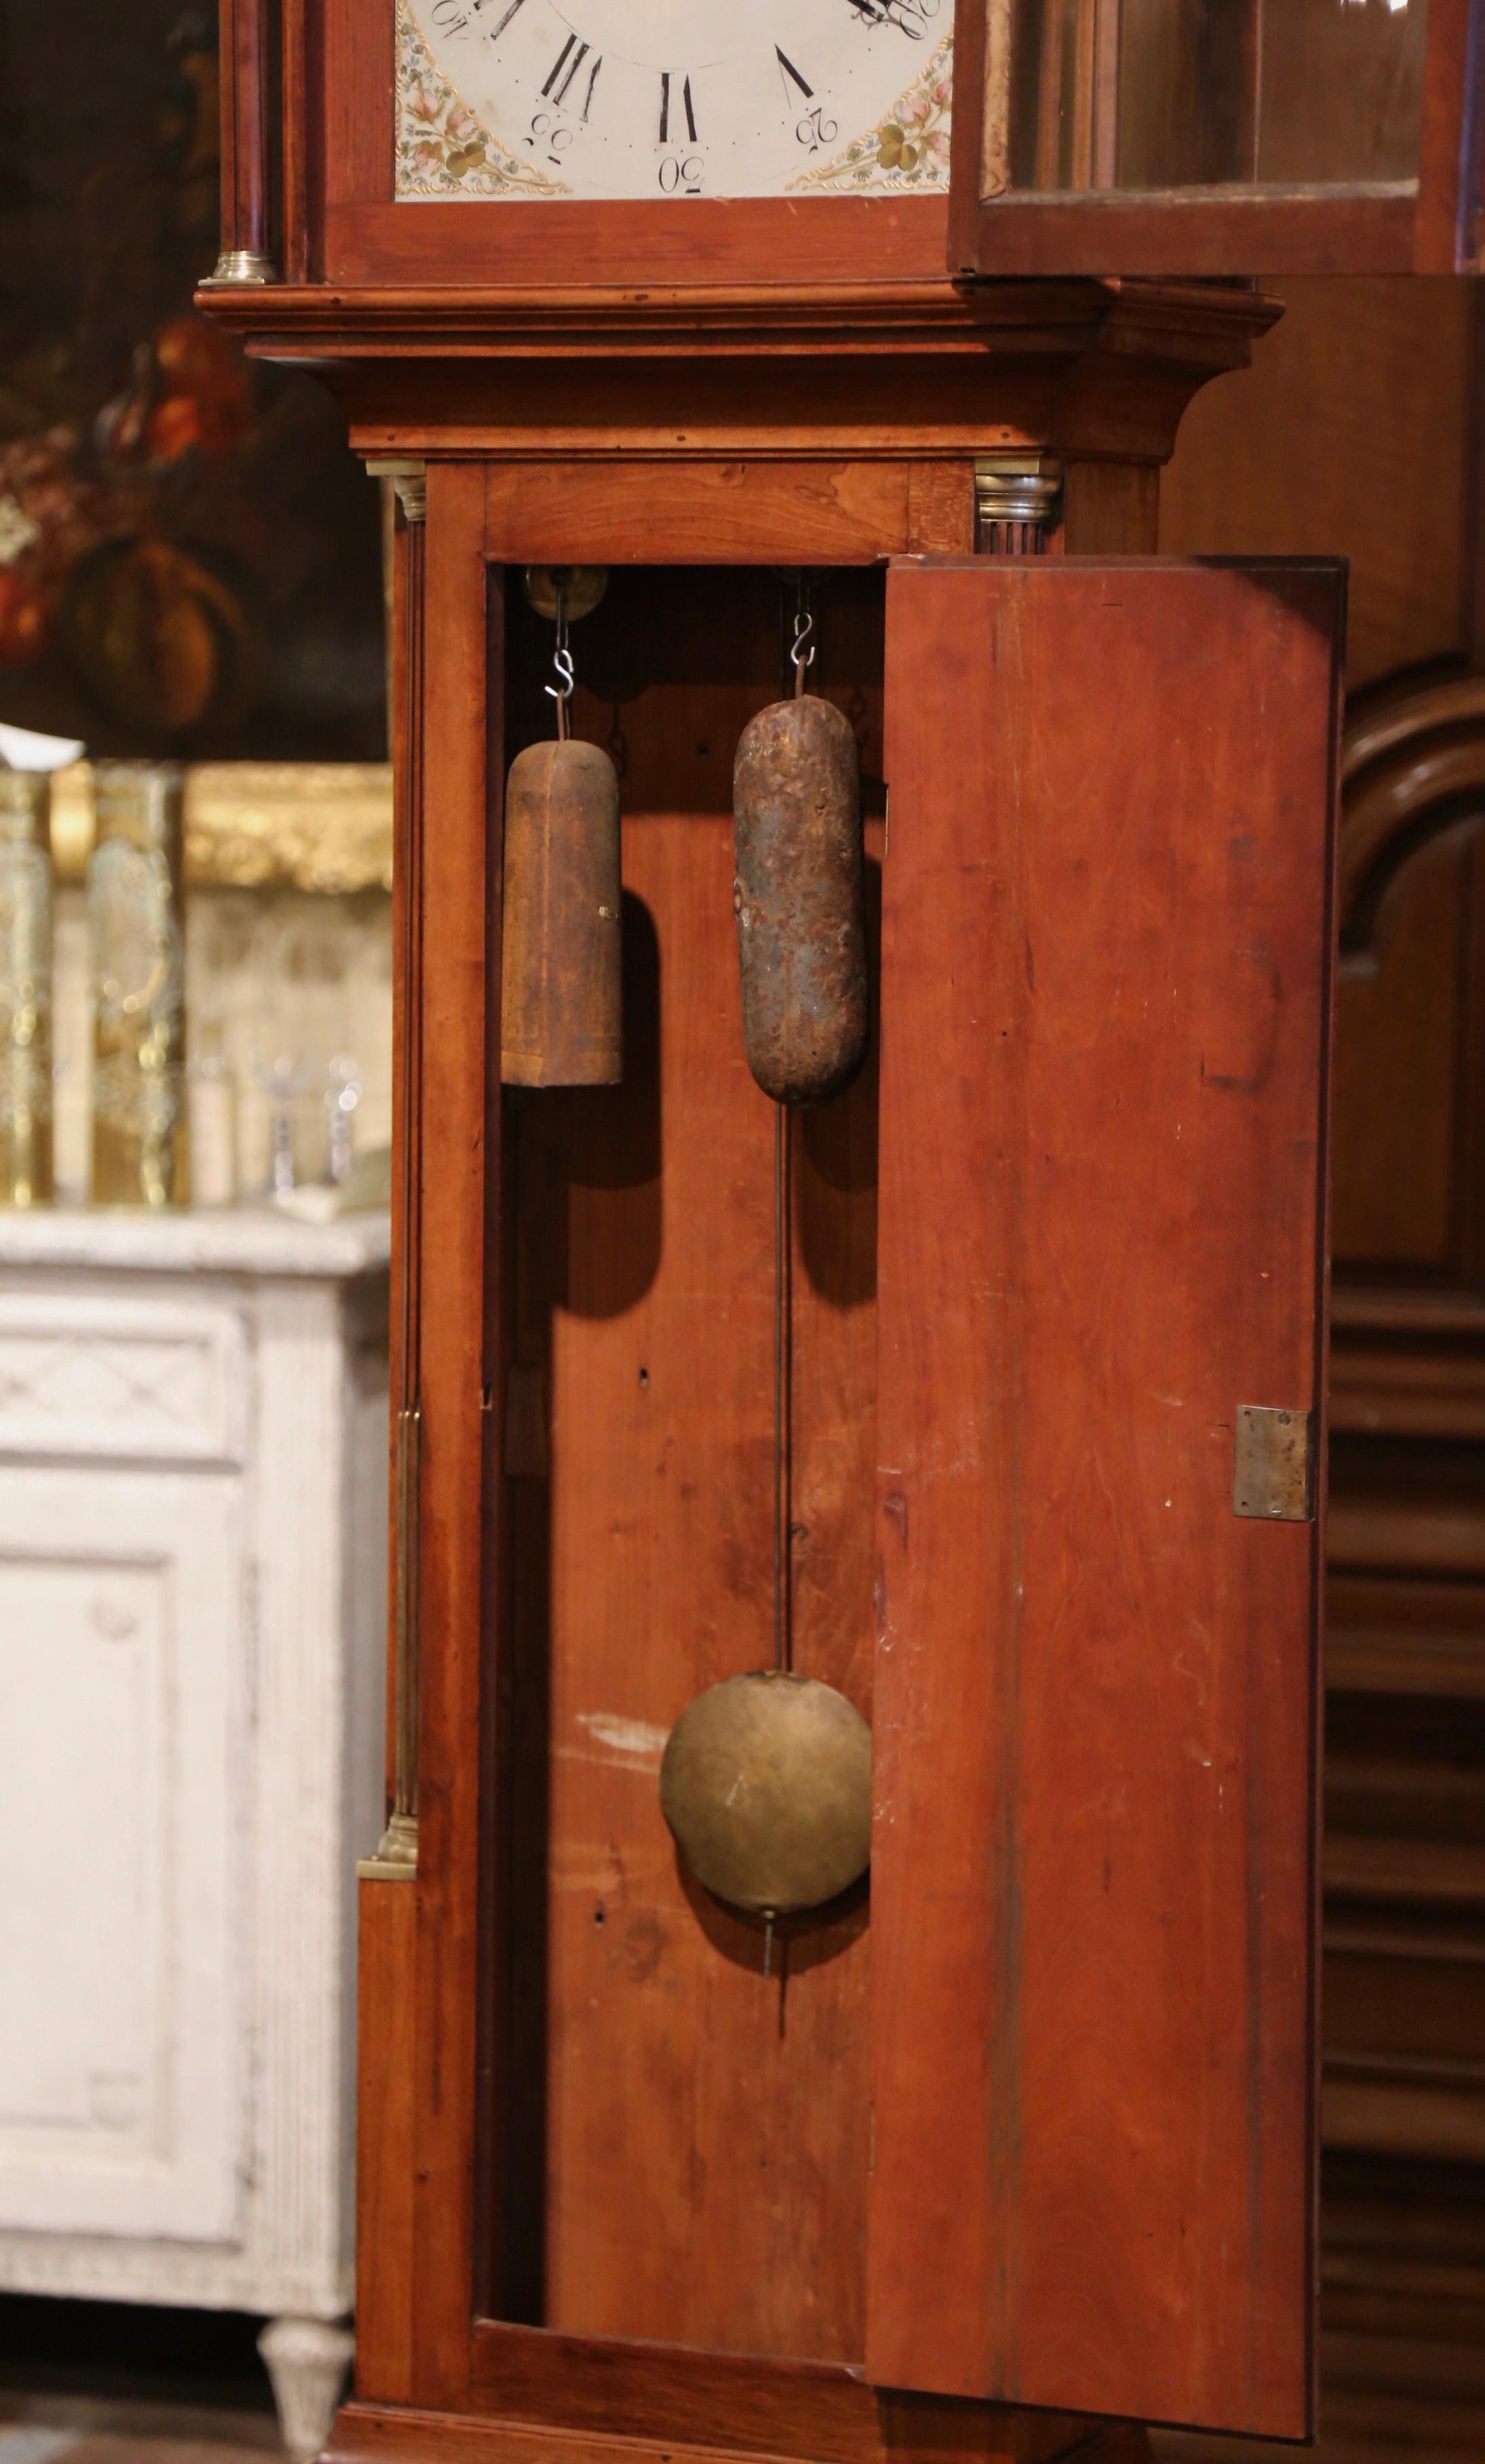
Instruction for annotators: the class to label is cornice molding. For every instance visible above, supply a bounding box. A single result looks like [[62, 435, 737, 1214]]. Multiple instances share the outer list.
[[196, 274, 1279, 367]]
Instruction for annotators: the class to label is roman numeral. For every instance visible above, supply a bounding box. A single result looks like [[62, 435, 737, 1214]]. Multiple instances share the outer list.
[[843, 0, 931, 30], [775, 45, 813, 100], [476, 0, 526, 35], [543, 33, 593, 105], [580, 52, 602, 117], [659, 71, 697, 144]]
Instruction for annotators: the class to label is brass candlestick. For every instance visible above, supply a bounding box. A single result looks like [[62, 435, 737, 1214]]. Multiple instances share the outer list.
[[0, 770, 54, 1208], [90, 762, 189, 1208]]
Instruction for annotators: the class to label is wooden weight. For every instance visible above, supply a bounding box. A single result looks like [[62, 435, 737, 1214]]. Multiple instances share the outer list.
[[733, 694, 867, 1106], [501, 737, 622, 1087]]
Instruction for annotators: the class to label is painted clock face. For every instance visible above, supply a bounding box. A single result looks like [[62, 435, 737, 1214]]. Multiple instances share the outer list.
[[397, 0, 952, 200]]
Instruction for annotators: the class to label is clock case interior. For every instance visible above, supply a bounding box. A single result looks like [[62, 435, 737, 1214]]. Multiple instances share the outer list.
[[490, 565, 885, 2357]]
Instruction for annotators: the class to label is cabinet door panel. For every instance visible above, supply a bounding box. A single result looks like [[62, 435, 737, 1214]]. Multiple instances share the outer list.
[[0, 1468, 244, 2240], [866, 558, 1341, 2438]]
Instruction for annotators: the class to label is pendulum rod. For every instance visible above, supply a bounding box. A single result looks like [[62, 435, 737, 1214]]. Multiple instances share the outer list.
[[773, 1100, 792, 1679], [763, 569, 813, 1984], [766, 1098, 794, 1987]]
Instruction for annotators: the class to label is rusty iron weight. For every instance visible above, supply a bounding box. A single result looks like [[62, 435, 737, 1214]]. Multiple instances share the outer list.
[[659, 1670, 872, 1917], [733, 692, 868, 1108]]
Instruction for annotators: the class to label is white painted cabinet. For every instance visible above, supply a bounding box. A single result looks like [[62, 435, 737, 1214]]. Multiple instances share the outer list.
[[0, 1212, 390, 2458]]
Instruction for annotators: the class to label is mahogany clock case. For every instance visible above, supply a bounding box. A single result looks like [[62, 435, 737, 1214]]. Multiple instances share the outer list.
[[206, 3, 1352, 2438], [354, 520, 1339, 2450]]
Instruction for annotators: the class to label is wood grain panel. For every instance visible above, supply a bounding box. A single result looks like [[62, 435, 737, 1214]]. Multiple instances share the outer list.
[[469, 2326, 884, 2463], [1159, 279, 1476, 688], [866, 558, 1341, 2438], [468, 2327, 1094, 2464], [482, 462, 973, 564], [1062, 462, 1159, 555], [356, 1879, 419, 2404], [1332, 821, 1478, 1274], [408, 465, 499, 2408]]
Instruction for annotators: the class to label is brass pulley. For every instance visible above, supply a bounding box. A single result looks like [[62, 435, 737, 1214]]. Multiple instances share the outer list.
[[522, 564, 609, 623]]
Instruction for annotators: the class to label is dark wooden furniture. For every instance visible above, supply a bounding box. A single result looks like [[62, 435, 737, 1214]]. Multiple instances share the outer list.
[[1143, 667, 1485, 2464], [199, 8, 1406, 2457], [1319, 667, 1485, 2436]]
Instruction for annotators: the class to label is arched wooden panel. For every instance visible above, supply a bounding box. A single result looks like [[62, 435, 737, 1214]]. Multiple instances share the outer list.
[[1334, 674, 1485, 1287]]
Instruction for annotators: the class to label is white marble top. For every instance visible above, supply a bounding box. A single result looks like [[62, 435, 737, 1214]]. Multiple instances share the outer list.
[[0, 1204, 391, 1280]]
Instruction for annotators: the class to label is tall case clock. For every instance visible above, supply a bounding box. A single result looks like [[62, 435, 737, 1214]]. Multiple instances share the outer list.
[[204, 2, 1482, 2459]]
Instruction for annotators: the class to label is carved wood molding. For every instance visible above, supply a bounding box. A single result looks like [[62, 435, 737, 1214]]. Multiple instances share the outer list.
[[1340, 669, 1485, 962], [201, 277, 1277, 471], [198, 274, 1278, 359]]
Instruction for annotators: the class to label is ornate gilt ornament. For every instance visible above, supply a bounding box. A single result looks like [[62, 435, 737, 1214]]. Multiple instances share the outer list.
[[396, 0, 952, 201], [50, 764, 394, 896], [0, 774, 54, 1207], [89, 764, 188, 1209]]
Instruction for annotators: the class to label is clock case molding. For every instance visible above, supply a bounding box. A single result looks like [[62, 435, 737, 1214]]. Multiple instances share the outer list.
[[210, 0, 1485, 293], [202, 7, 1338, 2463]]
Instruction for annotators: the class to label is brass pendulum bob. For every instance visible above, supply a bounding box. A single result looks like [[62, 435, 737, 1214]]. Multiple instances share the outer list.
[[501, 567, 622, 1088], [659, 1668, 872, 1923]]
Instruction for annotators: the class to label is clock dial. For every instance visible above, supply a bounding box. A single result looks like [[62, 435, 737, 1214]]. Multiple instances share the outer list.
[[397, 0, 952, 200]]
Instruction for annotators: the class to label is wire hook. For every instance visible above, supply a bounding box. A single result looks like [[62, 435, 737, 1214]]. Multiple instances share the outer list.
[[545, 579, 574, 740], [790, 573, 815, 698]]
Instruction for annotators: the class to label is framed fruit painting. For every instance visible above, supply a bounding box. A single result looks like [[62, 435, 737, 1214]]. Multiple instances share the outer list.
[[0, 0, 385, 758]]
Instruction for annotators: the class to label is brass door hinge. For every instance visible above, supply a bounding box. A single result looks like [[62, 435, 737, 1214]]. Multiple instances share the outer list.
[[1232, 1405, 1315, 1523]]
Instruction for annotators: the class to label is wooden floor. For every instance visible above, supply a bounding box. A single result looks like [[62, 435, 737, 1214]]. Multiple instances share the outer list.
[[0, 2400, 275, 2464], [0, 2301, 277, 2464]]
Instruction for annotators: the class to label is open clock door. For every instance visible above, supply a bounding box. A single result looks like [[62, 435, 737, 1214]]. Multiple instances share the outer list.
[[867, 557, 1341, 2439], [948, 0, 1483, 275]]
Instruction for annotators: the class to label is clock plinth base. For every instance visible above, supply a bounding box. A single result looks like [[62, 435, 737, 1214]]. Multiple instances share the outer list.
[[326, 2397, 1153, 2464]]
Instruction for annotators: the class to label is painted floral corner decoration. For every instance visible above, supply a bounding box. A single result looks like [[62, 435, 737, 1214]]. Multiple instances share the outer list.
[[397, 1, 568, 197], [788, 37, 951, 193]]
